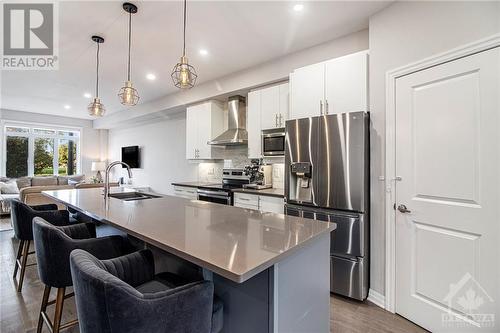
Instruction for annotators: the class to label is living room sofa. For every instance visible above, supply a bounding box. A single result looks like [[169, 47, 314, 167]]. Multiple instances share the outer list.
[[1, 175, 117, 214]]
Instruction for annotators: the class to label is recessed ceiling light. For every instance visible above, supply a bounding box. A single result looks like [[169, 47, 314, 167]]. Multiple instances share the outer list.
[[293, 4, 304, 12], [64, 105, 71, 110], [199, 49, 209, 56], [146, 73, 156, 80], [83, 92, 92, 98]]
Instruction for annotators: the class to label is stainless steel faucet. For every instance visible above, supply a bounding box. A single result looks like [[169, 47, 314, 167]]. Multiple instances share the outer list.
[[104, 161, 133, 199]]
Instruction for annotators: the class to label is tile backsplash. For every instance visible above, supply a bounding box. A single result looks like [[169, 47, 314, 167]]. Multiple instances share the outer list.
[[197, 147, 286, 187], [198, 162, 223, 183]]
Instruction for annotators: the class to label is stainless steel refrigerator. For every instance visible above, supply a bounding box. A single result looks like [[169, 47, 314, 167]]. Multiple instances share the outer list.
[[284, 112, 369, 300]]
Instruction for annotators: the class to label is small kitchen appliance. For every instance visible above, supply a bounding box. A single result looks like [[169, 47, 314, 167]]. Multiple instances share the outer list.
[[262, 128, 285, 156], [243, 165, 273, 190]]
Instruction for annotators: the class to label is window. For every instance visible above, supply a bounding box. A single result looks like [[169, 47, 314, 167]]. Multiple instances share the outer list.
[[3, 124, 81, 178]]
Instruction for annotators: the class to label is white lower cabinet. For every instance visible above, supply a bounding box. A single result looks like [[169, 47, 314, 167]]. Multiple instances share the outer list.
[[173, 186, 198, 200], [258, 196, 284, 214], [234, 192, 284, 214]]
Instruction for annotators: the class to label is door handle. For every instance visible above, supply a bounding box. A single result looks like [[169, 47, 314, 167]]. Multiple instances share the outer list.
[[319, 100, 323, 115], [397, 204, 411, 213]]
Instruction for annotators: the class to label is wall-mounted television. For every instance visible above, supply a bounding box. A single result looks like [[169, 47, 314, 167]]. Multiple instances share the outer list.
[[121, 146, 140, 168]]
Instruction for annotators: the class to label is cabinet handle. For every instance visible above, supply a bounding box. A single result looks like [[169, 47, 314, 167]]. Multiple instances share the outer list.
[[325, 100, 329, 115], [279, 114, 283, 127], [275, 114, 278, 127], [319, 100, 323, 115]]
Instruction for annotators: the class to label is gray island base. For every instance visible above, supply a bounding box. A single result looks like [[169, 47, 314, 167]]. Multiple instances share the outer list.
[[43, 188, 335, 333]]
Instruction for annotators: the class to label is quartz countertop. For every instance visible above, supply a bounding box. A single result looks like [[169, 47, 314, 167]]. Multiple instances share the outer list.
[[232, 187, 284, 198], [43, 188, 335, 283], [171, 181, 218, 188]]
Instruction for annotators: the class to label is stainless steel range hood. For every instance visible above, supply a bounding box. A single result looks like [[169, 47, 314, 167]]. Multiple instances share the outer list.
[[209, 95, 248, 146]]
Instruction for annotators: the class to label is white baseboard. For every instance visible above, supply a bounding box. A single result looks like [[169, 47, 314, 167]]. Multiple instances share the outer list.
[[367, 289, 385, 309]]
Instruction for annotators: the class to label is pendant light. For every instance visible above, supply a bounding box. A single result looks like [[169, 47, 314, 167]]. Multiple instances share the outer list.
[[118, 2, 140, 106], [171, 0, 197, 89], [88, 36, 106, 117]]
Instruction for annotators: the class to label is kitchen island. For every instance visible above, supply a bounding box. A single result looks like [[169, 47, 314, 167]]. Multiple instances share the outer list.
[[43, 188, 336, 333]]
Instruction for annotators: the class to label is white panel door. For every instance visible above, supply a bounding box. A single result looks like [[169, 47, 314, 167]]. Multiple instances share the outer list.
[[325, 51, 368, 114], [395, 47, 499, 332], [247, 90, 262, 158], [290, 62, 325, 120], [260, 85, 280, 130]]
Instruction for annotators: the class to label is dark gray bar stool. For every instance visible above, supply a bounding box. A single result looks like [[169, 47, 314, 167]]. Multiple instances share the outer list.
[[70, 248, 224, 333], [32, 217, 133, 333], [10, 199, 71, 292]]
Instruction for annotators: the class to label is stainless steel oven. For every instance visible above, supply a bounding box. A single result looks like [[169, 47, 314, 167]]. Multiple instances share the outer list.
[[262, 128, 285, 156], [197, 189, 232, 205]]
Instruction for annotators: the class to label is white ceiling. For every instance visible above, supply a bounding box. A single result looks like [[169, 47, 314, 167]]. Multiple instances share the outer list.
[[1, 1, 391, 120]]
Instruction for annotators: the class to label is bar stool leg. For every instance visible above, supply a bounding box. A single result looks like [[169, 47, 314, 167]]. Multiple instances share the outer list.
[[53, 287, 66, 333], [13, 239, 24, 279], [37, 285, 51, 333], [17, 240, 30, 292]]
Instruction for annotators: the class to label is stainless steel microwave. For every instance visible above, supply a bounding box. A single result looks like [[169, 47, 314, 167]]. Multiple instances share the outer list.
[[262, 128, 285, 156]]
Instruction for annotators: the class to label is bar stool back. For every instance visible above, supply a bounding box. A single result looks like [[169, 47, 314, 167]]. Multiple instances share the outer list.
[[33, 217, 132, 333], [10, 199, 70, 292]]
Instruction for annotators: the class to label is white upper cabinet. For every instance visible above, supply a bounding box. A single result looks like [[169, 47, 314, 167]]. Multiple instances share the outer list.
[[186, 101, 224, 160], [290, 51, 368, 119], [247, 82, 289, 158], [279, 83, 289, 126], [247, 90, 261, 159], [325, 51, 368, 114], [260, 82, 289, 130], [260, 85, 281, 130], [290, 62, 325, 119]]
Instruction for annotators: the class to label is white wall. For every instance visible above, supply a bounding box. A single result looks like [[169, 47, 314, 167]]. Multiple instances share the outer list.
[[95, 29, 369, 129], [107, 114, 198, 195], [0, 109, 106, 178], [368, 1, 500, 296]]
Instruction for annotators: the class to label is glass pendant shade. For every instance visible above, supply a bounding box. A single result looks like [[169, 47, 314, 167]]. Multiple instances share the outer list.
[[88, 98, 105, 117], [172, 0, 197, 89], [89, 35, 105, 117], [118, 80, 140, 106], [171, 56, 197, 89], [119, 3, 140, 105]]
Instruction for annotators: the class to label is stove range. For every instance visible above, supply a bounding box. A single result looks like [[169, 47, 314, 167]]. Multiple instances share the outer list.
[[197, 168, 250, 205]]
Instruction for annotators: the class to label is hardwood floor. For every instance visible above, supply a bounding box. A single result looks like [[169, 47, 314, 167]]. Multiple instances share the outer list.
[[0, 220, 427, 333]]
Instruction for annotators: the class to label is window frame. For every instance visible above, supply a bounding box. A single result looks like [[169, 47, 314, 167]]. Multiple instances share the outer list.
[[1, 120, 82, 178]]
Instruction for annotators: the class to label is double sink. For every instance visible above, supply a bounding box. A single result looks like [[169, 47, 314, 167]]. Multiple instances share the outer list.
[[108, 191, 162, 201]]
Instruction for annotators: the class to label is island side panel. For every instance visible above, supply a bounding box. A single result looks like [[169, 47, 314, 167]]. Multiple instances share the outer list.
[[272, 233, 330, 333], [213, 269, 271, 333]]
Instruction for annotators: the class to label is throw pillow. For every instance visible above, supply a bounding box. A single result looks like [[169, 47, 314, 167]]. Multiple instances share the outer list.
[[68, 174, 85, 183], [0, 181, 20, 194], [58, 176, 69, 185], [16, 177, 32, 189], [31, 176, 58, 186]]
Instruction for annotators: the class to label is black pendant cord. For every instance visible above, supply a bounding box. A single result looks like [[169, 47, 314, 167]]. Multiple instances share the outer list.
[[96, 42, 100, 98], [182, 0, 186, 57], [127, 10, 132, 81]]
